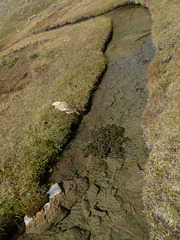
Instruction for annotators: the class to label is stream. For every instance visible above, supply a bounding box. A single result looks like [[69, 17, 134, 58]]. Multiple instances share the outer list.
[[18, 5, 155, 240]]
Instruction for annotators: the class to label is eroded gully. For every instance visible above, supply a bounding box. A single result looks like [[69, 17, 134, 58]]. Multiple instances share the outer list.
[[19, 5, 155, 240]]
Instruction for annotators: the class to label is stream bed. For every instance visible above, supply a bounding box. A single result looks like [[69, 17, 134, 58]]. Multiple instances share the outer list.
[[19, 5, 155, 240]]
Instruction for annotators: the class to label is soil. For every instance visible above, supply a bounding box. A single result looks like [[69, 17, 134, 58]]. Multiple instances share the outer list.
[[17, 5, 155, 240]]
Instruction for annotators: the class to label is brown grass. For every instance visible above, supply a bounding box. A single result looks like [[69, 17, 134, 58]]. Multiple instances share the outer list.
[[0, 0, 143, 51], [142, 0, 180, 239], [0, 0, 57, 44]]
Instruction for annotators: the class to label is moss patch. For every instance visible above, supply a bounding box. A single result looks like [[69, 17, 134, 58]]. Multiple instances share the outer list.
[[84, 124, 128, 158]]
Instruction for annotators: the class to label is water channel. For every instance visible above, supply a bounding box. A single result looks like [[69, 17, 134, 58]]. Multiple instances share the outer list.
[[18, 5, 155, 240]]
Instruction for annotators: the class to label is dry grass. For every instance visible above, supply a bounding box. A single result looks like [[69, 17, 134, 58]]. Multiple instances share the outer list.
[[0, 0, 58, 44], [0, 15, 112, 235], [0, 0, 179, 239], [142, 0, 180, 239], [0, 0, 144, 50]]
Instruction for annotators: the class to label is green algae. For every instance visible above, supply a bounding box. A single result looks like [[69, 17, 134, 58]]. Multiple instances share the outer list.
[[84, 124, 128, 158]]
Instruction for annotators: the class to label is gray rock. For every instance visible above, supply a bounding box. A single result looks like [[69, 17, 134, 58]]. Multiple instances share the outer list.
[[47, 183, 61, 200], [52, 3, 58, 7], [28, 15, 37, 21]]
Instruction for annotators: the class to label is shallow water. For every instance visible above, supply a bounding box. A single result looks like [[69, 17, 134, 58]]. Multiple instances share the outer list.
[[19, 5, 155, 240]]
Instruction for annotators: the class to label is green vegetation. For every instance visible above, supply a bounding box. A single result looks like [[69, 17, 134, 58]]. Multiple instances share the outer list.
[[0, 15, 112, 236], [29, 52, 39, 60], [0, 0, 179, 239], [1, 56, 19, 68]]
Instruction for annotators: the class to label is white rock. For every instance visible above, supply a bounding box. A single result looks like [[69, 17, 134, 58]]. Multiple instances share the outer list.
[[52, 3, 58, 7], [47, 183, 61, 200], [24, 184, 61, 227], [63, 38, 70, 42], [52, 101, 74, 114], [24, 215, 33, 226], [43, 202, 50, 212], [28, 15, 37, 21]]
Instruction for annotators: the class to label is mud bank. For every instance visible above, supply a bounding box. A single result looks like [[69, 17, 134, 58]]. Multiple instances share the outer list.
[[17, 6, 155, 240]]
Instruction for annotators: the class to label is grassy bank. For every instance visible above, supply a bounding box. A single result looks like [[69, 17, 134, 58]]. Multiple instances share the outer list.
[[0, 15, 112, 236], [0, 0, 179, 239], [142, 1, 180, 239]]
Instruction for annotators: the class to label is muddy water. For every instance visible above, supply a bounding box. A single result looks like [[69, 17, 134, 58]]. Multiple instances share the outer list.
[[19, 6, 155, 240]]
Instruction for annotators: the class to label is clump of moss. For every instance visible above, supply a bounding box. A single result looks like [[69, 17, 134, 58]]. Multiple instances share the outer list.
[[84, 124, 128, 158]]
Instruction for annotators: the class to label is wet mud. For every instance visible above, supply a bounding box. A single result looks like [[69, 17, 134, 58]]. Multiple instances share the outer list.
[[18, 5, 155, 240]]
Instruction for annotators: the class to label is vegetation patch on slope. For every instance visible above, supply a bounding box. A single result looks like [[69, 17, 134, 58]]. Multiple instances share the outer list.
[[142, 1, 180, 239], [0, 16, 112, 237], [0, 0, 58, 44]]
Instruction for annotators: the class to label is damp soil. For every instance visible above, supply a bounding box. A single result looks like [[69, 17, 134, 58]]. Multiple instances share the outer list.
[[18, 5, 155, 240]]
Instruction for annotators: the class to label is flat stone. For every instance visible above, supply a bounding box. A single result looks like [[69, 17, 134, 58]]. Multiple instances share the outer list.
[[28, 15, 37, 21], [52, 101, 75, 114]]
